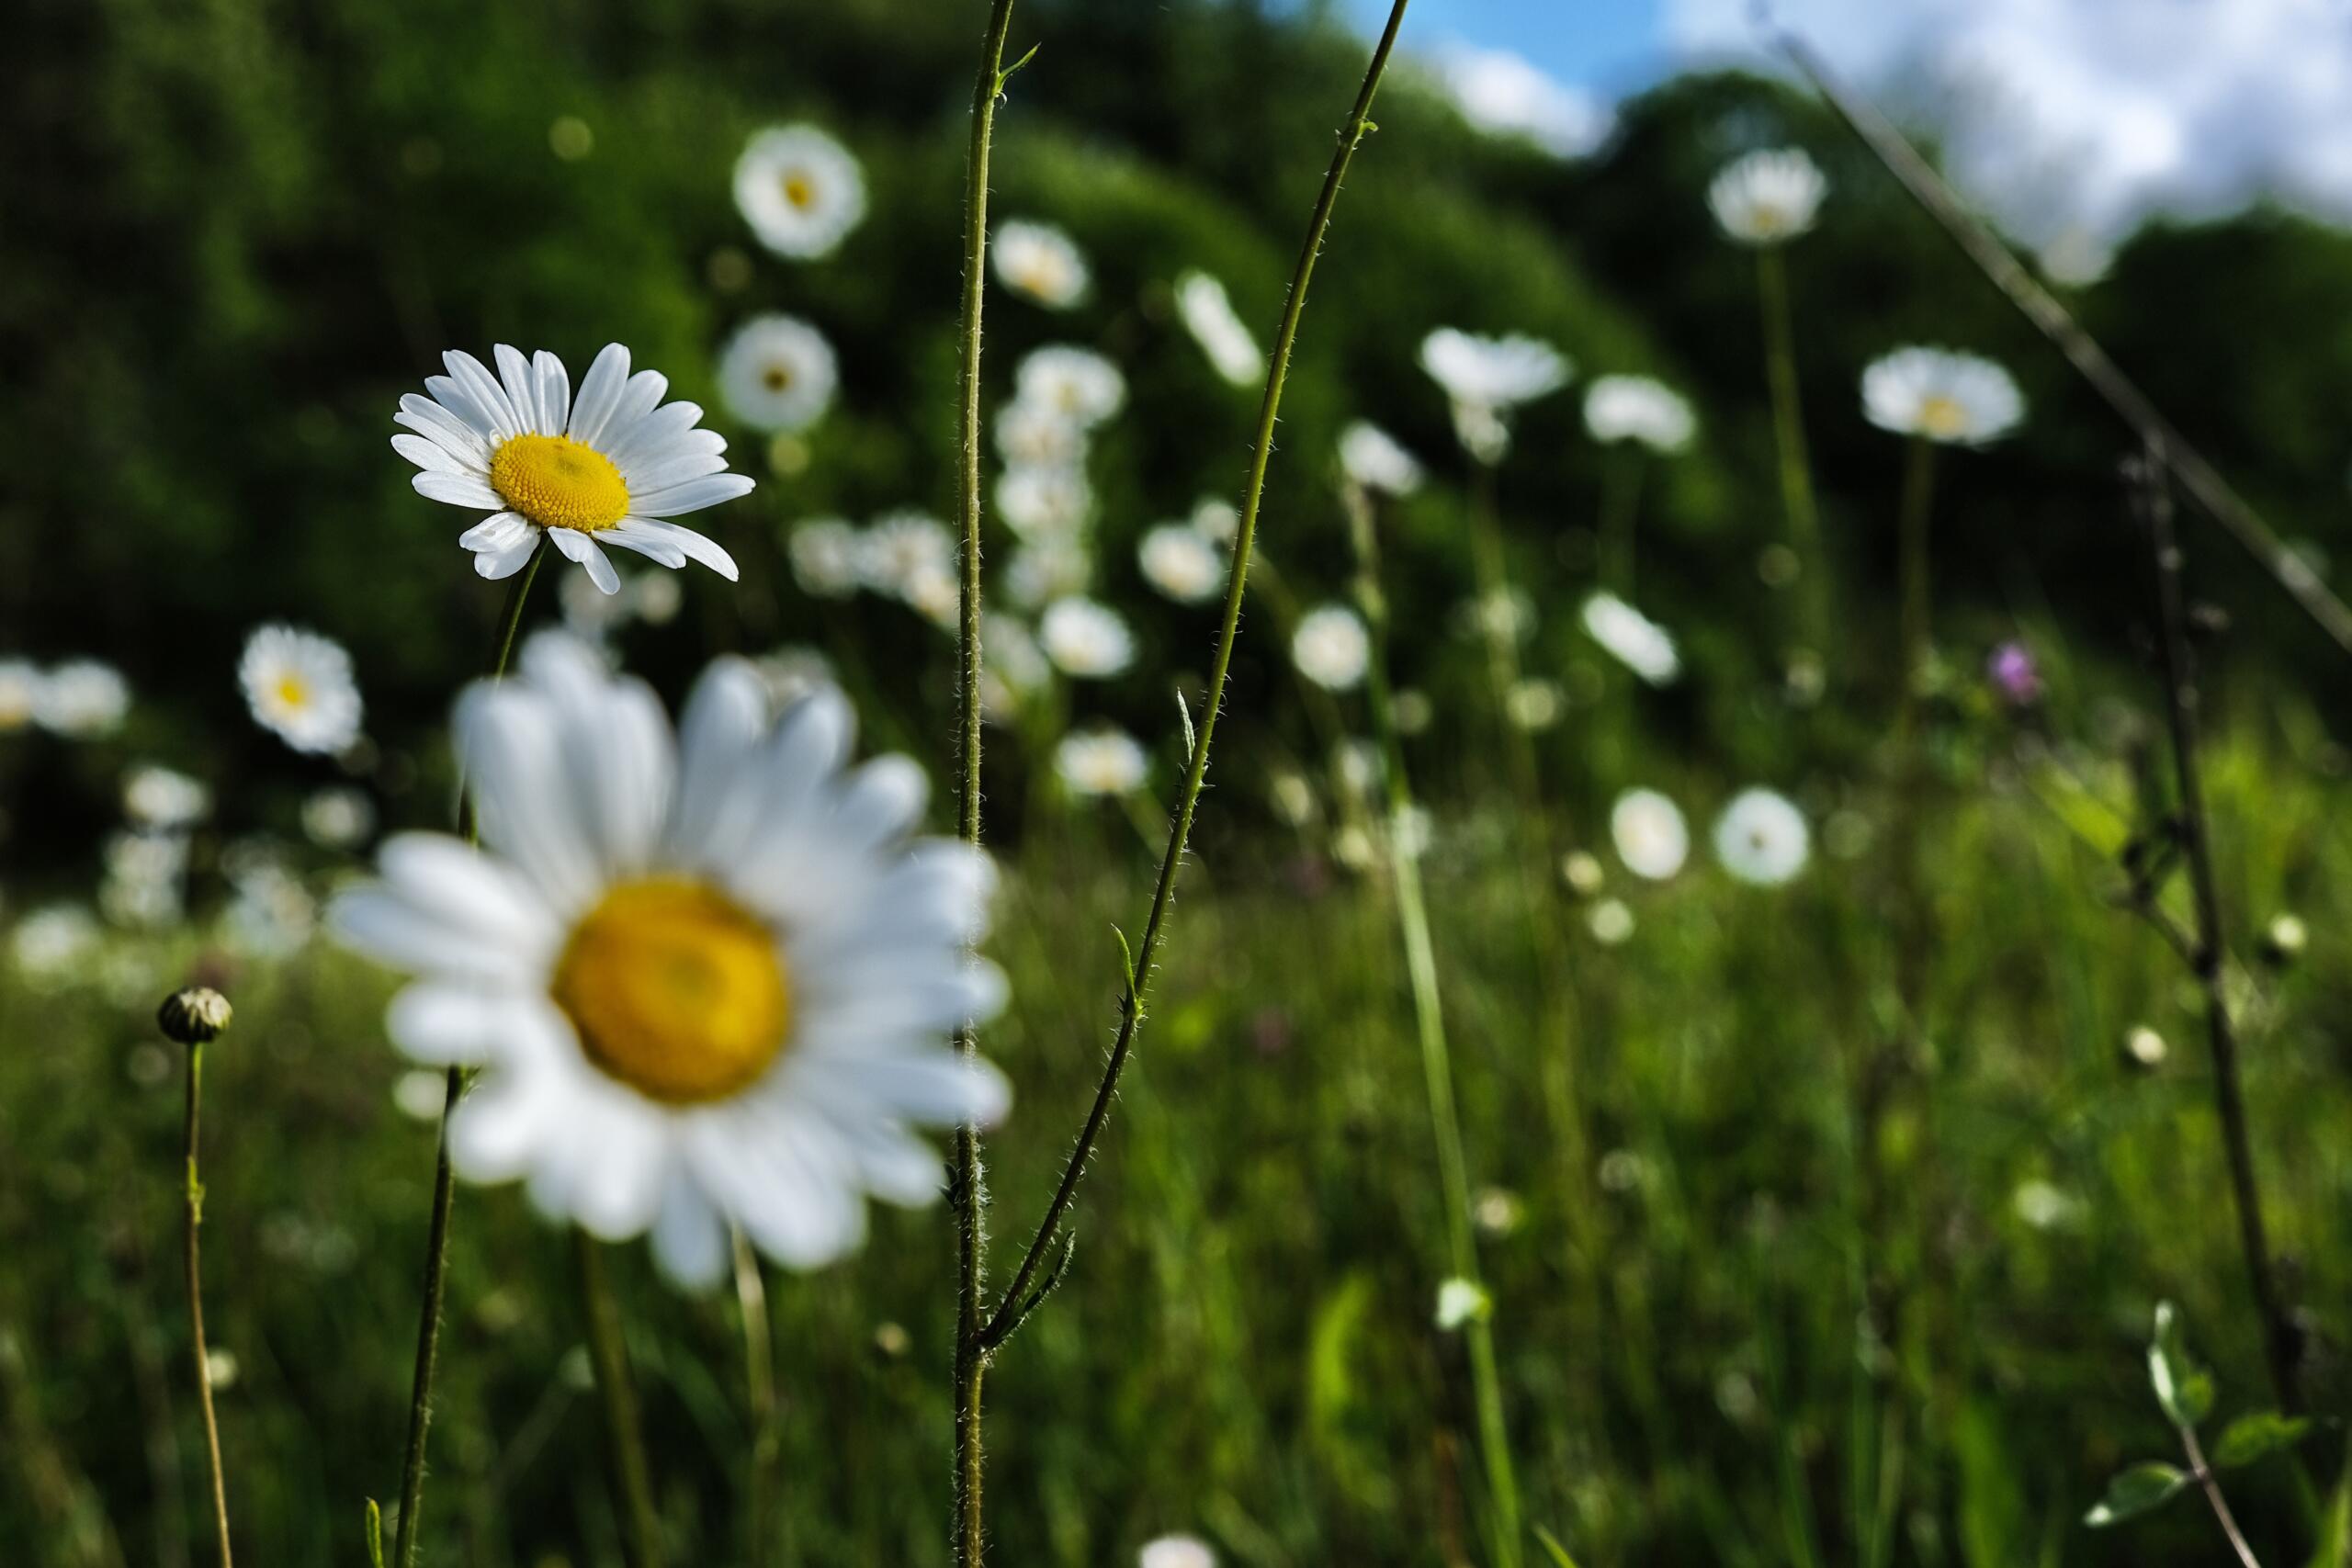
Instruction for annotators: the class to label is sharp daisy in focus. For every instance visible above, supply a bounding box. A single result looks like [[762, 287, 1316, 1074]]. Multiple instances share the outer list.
[[392, 344, 753, 596]]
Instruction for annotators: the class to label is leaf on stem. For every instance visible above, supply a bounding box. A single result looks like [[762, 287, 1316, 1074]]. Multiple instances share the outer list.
[[2211, 1411, 2312, 1470], [2148, 1301, 2215, 1428], [2084, 1462, 2189, 1527]]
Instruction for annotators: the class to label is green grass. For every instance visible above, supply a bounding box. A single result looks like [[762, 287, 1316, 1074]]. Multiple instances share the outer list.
[[5, 687, 2346, 1567]]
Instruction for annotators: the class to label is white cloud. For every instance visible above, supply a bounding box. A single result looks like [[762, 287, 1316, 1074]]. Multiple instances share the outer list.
[[1434, 43, 1616, 159], [1662, 0, 2352, 254]]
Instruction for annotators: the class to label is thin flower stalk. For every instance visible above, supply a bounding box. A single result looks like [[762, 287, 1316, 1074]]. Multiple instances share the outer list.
[[733, 1227, 780, 1568], [1755, 243, 1827, 657], [973, 0, 1415, 1450], [180, 1033, 232, 1568], [1896, 434, 1936, 735], [1349, 487, 1524, 1568], [390, 540, 548, 1568], [574, 1231, 663, 1568]]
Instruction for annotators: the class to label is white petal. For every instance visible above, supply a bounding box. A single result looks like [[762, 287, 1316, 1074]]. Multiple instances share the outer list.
[[494, 344, 542, 436], [567, 344, 632, 447], [616, 518, 740, 580], [458, 512, 530, 552], [628, 474, 755, 518], [533, 349, 571, 437], [331, 886, 534, 983], [421, 378, 501, 444], [809, 1051, 1012, 1127], [391, 433, 477, 478], [443, 352, 525, 442], [474, 536, 540, 580], [448, 1039, 575, 1182], [650, 1175, 731, 1288], [397, 393, 492, 466], [623, 449, 729, 493], [598, 525, 689, 570], [454, 684, 602, 910], [687, 1111, 865, 1269], [549, 527, 620, 595], [528, 1088, 672, 1241], [665, 658, 772, 863], [595, 370, 672, 457], [386, 983, 514, 1066], [518, 635, 673, 873], [413, 471, 504, 510], [605, 401, 707, 472], [377, 832, 561, 953]]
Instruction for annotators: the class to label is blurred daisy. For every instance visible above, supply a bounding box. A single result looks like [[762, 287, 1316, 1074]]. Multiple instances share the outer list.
[[983, 615, 1051, 708], [124, 765, 210, 831], [241, 625, 364, 754], [101, 829, 188, 929], [733, 124, 866, 260], [1007, 537, 1093, 611], [717, 315, 838, 434], [331, 633, 1010, 1282], [631, 571, 684, 626], [788, 518, 866, 599], [1708, 149, 1827, 245], [862, 511, 956, 601], [561, 563, 637, 642], [1588, 897, 1635, 945], [1189, 496, 1240, 547], [1291, 604, 1371, 692], [900, 564, 960, 632], [1339, 421, 1424, 497], [223, 859, 318, 959], [1860, 347, 2025, 446], [1713, 789, 1811, 886], [1139, 1536, 1216, 1568], [1016, 346, 1125, 430], [1584, 375, 1695, 455], [1610, 788, 1689, 880], [1579, 592, 1679, 685], [1173, 270, 1263, 387], [393, 344, 752, 595], [35, 660, 130, 739], [996, 464, 1093, 539], [1056, 729, 1148, 797], [1419, 328, 1569, 464], [0, 660, 38, 731], [11, 904, 101, 980], [2011, 1179, 2079, 1232], [395, 1069, 451, 1122], [1039, 597, 1134, 679], [993, 220, 1091, 310], [302, 785, 378, 850], [1138, 524, 1224, 605], [1506, 677, 1563, 731], [994, 400, 1086, 469]]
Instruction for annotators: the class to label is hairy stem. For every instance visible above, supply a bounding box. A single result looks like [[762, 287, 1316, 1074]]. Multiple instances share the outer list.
[[392, 539, 547, 1568], [182, 1041, 232, 1568], [948, 1, 1020, 1562], [979, 0, 1416, 1353], [574, 1232, 663, 1568]]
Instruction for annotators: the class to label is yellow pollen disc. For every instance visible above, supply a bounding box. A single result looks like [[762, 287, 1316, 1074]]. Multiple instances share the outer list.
[[550, 878, 791, 1105], [489, 434, 632, 533], [762, 365, 792, 391], [275, 675, 310, 710], [1917, 395, 1969, 440], [782, 173, 814, 209]]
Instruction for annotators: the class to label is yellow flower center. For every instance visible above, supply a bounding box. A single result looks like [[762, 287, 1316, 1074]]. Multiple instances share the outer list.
[[549, 878, 792, 1105], [782, 173, 814, 209], [763, 364, 793, 391], [489, 434, 632, 533], [1917, 395, 1970, 440], [275, 674, 310, 711]]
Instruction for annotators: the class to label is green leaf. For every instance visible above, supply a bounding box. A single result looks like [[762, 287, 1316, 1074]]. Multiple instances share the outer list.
[[2147, 1302, 2214, 1427], [2213, 1412, 2312, 1470], [2085, 1462, 2189, 1527], [1534, 1525, 1583, 1568]]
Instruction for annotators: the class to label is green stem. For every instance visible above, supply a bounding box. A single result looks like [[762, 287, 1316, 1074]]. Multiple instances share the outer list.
[[1351, 483, 1523, 1568], [732, 1227, 779, 1568], [1757, 243, 1826, 657], [183, 1040, 232, 1568], [978, 0, 1415, 1350], [948, 3, 1020, 1563], [392, 540, 547, 1568], [1896, 435, 1936, 736], [574, 1231, 663, 1568]]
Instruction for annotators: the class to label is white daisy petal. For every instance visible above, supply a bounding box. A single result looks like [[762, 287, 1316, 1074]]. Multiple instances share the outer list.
[[549, 526, 621, 595], [566, 344, 633, 447], [624, 449, 731, 493], [650, 1173, 731, 1287], [533, 349, 571, 437], [474, 536, 540, 580], [443, 351, 525, 441], [395, 398, 492, 467], [494, 344, 543, 436], [454, 686, 601, 909], [413, 471, 504, 510], [422, 377, 501, 444], [458, 513, 530, 553], [667, 657, 771, 863], [598, 525, 691, 569], [386, 983, 519, 1067], [617, 518, 739, 580]]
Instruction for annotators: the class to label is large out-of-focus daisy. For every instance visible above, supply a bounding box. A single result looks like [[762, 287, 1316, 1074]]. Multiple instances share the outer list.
[[1056, 729, 1148, 797], [996, 464, 1094, 540], [1038, 597, 1134, 679], [1860, 347, 2026, 446], [1610, 788, 1689, 881], [1015, 346, 1126, 430], [1708, 149, 1828, 245], [718, 315, 839, 434], [1173, 271, 1263, 388], [240, 626, 364, 754], [11, 904, 101, 981], [788, 518, 866, 599], [394, 344, 752, 596], [35, 660, 130, 739], [995, 400, 1086, 470], [331, 633, 1010, 1282], [993, 220, 1091, 310], [1419, 328, 1569, 464], [1584, 376, 1696, 456], [1291, 604, 1371, 692], [1139, 1536, 1216, 1568], [1339, 421, 1424, 498], [861, 511, 956, 603], [1579, 592, 1679, 686], [733, 124, 866, 260], [1137, 524, 1224, 605], [1713, 788, 1811, 886]]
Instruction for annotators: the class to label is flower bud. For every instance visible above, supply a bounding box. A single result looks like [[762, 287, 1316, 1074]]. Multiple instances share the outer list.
[[157, 987, 232, 1046]]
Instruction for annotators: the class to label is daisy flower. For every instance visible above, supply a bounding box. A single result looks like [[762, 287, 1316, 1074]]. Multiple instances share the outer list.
[[1584, 375, 1696, 455], [1708, 149, 1828, 245], [393, 343, 752, 595], [35, 660, 130, 739], [717, 315, 839, 434], [1291, 604, 1371, 692], [1588, 898, 1635, 945], [1713, 788, 1811, 886], [1505, 677, 1563, 731], [1056, 728, 1148, 797], [101, 829, 189, 929], [302, 785, 378, 850], [1339, 421, 1424, 497], [1419, 328, 1569, 464], [1139, 1537, 1216, 1568], [1189, 496, 1240, 546], [222, 860, 317, 959], [994, 399, 1087, 469], [1007, 538, 1093, 612], [1579, 592, 1679, 685], [861, 510, 956, 602], [995, 464, 1094, 540], [788, 518, 866, 599], [993, 220, 1091, 310], [733, 124, 866, 260], [1609, 788, 1689, 880], [124, 765, 211, 831], [331, 632, 1011, 1282], [1015, 346, 1126, 430], [0, 660, 38, 731], [1173, 270, 1263, 387], [11, 905, 101, 981], [1038, 597, 1134, 679], [240, 625, 364, 754], [1860, 347, 2026, 446], [1137, 523, 1224, 605]]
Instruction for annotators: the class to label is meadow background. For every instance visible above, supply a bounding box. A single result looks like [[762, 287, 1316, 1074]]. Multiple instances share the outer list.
[[6, 0, 2352, 1563]]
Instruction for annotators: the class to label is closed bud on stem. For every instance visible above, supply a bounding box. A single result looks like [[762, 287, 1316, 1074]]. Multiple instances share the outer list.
[[158, 987, 233, 1046]]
